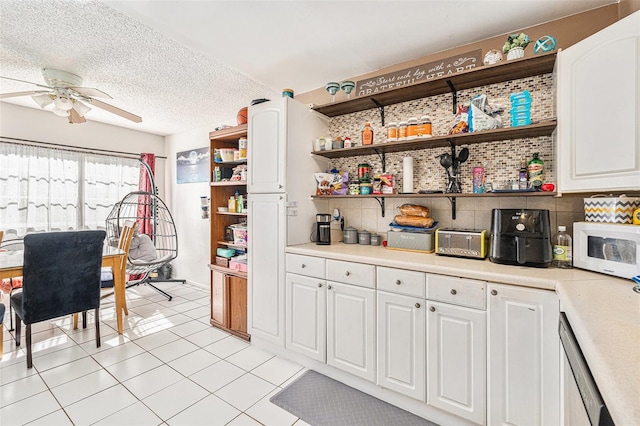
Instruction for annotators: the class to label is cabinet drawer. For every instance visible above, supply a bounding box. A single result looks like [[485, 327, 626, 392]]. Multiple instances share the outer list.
[[286, 254, 325, 279], [377, 267, 425, 298], [426, 274, 486, 310], [326, 259, 375, 288]]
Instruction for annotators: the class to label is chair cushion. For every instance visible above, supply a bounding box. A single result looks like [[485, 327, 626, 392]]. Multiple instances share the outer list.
[[129, 234, 157, 262]]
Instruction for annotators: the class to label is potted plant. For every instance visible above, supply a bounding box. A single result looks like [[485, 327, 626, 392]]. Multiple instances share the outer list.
[[503, 33, 530, 60]]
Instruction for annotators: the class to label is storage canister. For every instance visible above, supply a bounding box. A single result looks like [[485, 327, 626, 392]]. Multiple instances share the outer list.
[[398, 121, 408, 140], [386, 122, 398, 142], [358, 229, 371, 245], [370, 233, 382, 246], [406, 117, 419, 139], [343, 226, 358, 244], [417, 115, 432, 137]]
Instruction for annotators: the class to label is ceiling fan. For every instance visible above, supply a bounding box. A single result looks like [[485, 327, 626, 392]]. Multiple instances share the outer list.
[[0, 68, 142, 124]]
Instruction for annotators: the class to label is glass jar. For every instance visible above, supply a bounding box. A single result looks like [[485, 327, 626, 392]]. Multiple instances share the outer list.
[[398, 121, 407, 140], [386, 122, 398, 142], [418, 115, 432, 137], [406, 117, 418, 139]]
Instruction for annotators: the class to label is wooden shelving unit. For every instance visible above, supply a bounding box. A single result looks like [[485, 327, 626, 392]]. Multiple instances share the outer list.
[[209, 124, 250, 341], [313, 52, 557, 118]]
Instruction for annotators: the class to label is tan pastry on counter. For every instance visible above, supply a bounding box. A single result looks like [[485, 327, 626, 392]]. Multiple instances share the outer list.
[[393, 215, 434, 228], [398, 204, 430, 218]]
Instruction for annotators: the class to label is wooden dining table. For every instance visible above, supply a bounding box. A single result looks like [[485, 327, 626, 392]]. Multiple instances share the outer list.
[[0, 245, 128, 334]]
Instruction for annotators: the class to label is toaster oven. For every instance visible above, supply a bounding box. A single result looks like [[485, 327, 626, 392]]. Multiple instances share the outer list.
[[573, 222, 640, 279]]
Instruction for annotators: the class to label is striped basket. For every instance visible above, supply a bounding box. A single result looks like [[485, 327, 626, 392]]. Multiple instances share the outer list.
[[584, 195, 640, 224]]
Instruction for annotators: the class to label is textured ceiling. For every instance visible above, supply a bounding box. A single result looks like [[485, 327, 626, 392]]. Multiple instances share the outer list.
[[0, 0, 616, 136]]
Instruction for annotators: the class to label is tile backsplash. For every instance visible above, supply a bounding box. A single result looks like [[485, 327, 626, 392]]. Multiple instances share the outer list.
[[326, 193, 589, 239], [318, 72, 589, 238]]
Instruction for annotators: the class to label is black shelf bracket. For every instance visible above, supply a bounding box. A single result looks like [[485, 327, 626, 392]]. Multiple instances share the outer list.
[[371, 98, 385, 127], [447, 196, 457, 220], [446, 80, 457, 114], [373, 197, 386, 217], [373, 149, 386, 172]]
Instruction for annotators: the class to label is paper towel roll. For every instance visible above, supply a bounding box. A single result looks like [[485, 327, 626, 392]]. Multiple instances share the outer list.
[[403, 156, 414, 193]]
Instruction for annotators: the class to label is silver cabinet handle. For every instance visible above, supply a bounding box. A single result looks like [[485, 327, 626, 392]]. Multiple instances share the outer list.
[[395, 280, 401, 285], [345, 271, 350, 276], [450, 289, 457, 295], [301, 264, 306, 268], [491, 289, 498, 296], [415, 303, 421, 309], [318, 283, 323, 288], [328, 285, 332, 290], [429, 306, 435, 312]]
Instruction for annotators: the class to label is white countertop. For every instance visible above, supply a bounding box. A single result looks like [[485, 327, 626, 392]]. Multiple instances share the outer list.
[[287, 242, 640, 425]]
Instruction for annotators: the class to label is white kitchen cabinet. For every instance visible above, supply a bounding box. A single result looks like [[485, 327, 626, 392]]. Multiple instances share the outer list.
[[377, 291, 425, 401], [487, 283, 560, 426], [247, 101, 286, 194], [427, 300, 486, 425], [247, 98, 328, 347], [247, 193, 286, 346], [557, 11, 640, 193], [285, 273, 327, 362], [327, 281, 376, 382]]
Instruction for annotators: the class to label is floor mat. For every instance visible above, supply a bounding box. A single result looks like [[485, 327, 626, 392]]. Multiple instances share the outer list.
[[270, 370, 439, 426]]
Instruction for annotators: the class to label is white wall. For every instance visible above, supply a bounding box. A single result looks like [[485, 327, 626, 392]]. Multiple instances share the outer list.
[[164, 125, 212, 288], [0, 102, 217, 288], [0, 103, 167, 193]]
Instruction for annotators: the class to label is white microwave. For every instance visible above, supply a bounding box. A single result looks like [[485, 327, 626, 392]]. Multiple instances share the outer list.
[[573, 222, 640, 279]]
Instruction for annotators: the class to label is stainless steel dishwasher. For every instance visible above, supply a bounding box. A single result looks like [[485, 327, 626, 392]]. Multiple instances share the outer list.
[[559, 313, 615, 425]]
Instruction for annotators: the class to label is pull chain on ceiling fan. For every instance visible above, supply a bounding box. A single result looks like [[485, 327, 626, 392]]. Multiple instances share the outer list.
[[0, 69, 142, 124]]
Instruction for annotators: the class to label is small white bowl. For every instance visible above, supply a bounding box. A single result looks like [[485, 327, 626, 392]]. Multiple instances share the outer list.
[[217, 207, 229, 212]]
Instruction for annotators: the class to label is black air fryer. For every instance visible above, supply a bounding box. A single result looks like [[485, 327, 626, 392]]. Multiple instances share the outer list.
[[489, 209, 552, 267]]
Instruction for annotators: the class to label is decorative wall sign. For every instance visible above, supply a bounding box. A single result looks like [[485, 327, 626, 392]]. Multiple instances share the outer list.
[[355, 49, 482, 97], [177, 147, 209, 184]]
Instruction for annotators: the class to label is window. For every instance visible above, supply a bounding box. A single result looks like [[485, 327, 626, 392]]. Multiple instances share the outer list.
[[0, 142, 140, 235]]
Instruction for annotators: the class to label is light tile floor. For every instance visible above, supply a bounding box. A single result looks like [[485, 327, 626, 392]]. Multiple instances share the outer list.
[[0, 283, 310, 426]]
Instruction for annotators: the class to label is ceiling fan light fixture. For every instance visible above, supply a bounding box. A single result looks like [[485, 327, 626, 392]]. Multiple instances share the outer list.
[[53, 95, 73, 111], [72, 99, 91, 117], [52, 106, 69, 117], [31, 93, 54, 108]]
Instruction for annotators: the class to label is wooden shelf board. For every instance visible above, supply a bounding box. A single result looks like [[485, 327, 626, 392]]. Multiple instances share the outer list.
[[312, 120, 556, 159], [209, 124, 247, 141], [215, 211, 247, 216], [211, 180, 247, 187], [312, 191, 557, 199], [209, 264, 247, 278], [313, 52, 557, 117], [216, 241, 247, 249]]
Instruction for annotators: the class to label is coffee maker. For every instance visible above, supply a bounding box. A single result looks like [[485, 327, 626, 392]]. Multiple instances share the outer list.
[[489, 208, 552, 267], [316, 213, 332, 245]]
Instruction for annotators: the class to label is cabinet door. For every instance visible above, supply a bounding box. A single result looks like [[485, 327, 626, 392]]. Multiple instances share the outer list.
[[327, 281, 376, 382], [211, 270, 228, 327], [427, 301, 486, 425], [488, 283, 560, 426], [558, 11, 640, 192], [247, 99, 286, 193], [377, 291, 425, 401], [228, 275, 247, 334], [285, 273, 326, 362], [247, 194, 286, 346]]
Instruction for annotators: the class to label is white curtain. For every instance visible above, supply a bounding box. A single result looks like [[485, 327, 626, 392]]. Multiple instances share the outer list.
[[0, 142, 139, 235]]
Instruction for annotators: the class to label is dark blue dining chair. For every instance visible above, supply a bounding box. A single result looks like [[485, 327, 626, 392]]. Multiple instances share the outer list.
[[11, 230, 106, 368]]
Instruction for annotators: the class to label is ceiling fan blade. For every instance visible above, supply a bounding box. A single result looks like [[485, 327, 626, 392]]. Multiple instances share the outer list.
[[70, 86, 112, 99], [1, 75, 51, 89], [88, 98, 142, 123], [0, 90, 48, 99], [68, 108, 86, 124]]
